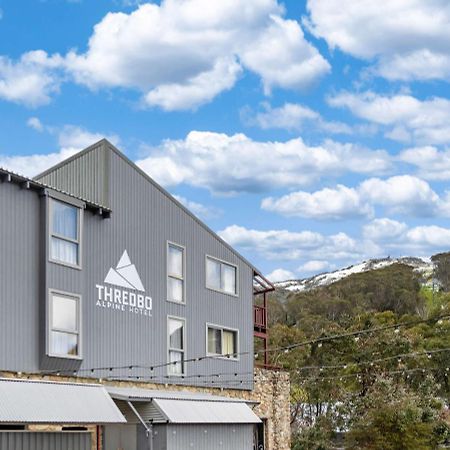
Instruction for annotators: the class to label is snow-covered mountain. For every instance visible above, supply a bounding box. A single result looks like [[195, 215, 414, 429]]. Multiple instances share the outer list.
[[275, 257, 434, 293]]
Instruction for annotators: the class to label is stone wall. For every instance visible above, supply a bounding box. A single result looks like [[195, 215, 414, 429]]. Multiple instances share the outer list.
[[2, 368, 291, 450]]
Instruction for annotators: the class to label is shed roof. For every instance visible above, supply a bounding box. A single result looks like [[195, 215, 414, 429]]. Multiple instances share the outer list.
[[0, 378, 126, 424]]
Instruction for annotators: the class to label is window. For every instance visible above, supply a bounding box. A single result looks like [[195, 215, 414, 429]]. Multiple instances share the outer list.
[[50, 199, 81, 267], [207, 325, 238, 359], [167, 243, 185, 303], [168, 317, 185, 375], [206, 257, 237, 295], [49, 291, 80, 358]]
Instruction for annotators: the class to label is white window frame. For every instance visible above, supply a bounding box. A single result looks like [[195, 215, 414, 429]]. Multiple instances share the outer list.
[[167, 315, 186, 376], [205, 255, 239, 297], [206, 323, 239, 361], [47, 289, 82, 360], [48, 197, 83, 269], [166, 241, 186, 305]]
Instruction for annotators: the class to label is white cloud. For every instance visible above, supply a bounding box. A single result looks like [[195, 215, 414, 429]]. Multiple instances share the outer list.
[[0, 51, 62, 107], [27, 117, 44, 132], [266, 268, 296, 282], [0, 125, 119, 177], [172, 195, 221, 220], [362, 218, 408, 242], [135, 131, 391, 195], [298, 260, 331, 273], [305, 0, 450, 81], [262, 184, 373, 220], [218, 224, 367, 261], [399, 146, 450, 181], [405, 226, 450, 248], [63, 0, 329, 110], [328, 91, 450, 145], [245, 102, 351, 134], [239, 14, 330, 94], [263, 175, 450, 219], [359, 175, 442, 217]]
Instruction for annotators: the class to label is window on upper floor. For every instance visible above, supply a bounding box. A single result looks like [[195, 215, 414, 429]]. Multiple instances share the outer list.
[[49, 290, 81, 359], [168, 316, 185, 376], [206, 256, 237, 296], [167, 242, 185, 304], [207, 325, 238, 359], [49, 198, 81, 268]]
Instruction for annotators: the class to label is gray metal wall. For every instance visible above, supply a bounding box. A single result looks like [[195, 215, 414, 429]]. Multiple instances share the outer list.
[[164, 424, 253, 450], [0, 141, 254, 389], [0, 432, 91, 450]]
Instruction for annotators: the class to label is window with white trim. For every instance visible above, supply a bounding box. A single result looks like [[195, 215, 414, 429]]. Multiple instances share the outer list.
[[207, 325, 238, 358], [50, 199, 81, 267], [49, 291, 80, 358], [206, 257, 237, 295], [168, 317, 185, 375], [167, 243, 185, 303]]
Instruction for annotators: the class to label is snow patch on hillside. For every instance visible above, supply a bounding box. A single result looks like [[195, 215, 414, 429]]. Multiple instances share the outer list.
[[275, 257, 433, 292]]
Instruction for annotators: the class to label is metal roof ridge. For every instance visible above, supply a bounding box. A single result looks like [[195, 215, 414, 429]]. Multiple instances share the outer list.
[[0, 377, 103, 388]]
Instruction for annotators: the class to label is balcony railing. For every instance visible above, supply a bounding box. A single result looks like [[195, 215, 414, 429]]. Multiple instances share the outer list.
[[253, 305, 267, 330]]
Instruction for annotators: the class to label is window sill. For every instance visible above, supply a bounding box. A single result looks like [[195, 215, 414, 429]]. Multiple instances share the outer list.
[[49, 258, 82, 271], [206, 353, 240, 362], [166, 299, 186, 306], [206, 286, 239, 298]]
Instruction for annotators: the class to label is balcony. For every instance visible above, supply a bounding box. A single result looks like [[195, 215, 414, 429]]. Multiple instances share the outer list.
[[253, 305, 267, 330]]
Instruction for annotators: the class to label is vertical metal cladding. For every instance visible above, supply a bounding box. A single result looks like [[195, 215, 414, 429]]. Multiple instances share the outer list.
[[0, 141, 254, 390], [0, 432, 92, 450]]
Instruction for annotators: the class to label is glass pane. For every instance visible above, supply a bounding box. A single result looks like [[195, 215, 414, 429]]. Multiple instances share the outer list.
[[223, 330, 236, 356], [52, 200, 78, 240], [221, 264, 236, 294], [168, 245, 183, 278], [206, 258, 221, 290], [51, 331, 78, 356], [168, 277, 184, 302], [168, 350, 184, 375], [52, 294, 77, 331], [207, 327, 222, 355], [169, 319, 184, 350], [51, 237, 78, 265]]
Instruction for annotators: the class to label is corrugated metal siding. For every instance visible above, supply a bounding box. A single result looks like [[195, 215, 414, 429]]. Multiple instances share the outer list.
[[0, 432, 91, 450], [35, 141, 110, 209], [165, 424, 253, 450], [0, 379, 125, 424], [0, 144, 254, 390], [0, 182, 41, 372]]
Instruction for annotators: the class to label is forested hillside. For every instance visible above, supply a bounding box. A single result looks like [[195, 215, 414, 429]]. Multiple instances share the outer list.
[[264, 254, 450, 449]]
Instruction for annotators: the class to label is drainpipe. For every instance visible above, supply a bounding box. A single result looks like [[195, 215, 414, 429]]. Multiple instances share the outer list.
[[126, 401, 153, 450]]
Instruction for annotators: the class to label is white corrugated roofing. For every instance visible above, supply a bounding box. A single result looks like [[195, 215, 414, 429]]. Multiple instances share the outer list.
[[0, 378, 126, 424], [153, 398, 261, 424], [106, 386, 257, 404]]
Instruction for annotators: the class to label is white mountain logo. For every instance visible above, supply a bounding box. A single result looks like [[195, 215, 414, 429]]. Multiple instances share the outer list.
[[104, 250, 145, 292]]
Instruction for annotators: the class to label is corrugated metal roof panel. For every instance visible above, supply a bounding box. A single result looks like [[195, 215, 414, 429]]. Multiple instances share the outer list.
[[106, 386, 257, 404], [154, 399, 261, 424], [0, 378, 126, 424]]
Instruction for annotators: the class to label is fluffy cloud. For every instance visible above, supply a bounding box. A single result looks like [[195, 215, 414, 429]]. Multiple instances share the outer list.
[[136, 131, 391, 195], [266, 268, 296, 282], [245, 102, 351, 134], [218, 224, 365, 261], [0, 125, 118, 177], [298, 260, 331, 273], [262, 185, 373, 220], [364, 218, 450, 253], [63, 0, 329, 110], [399, 146, 450, 181], [362, 218, 408, 242], [27, 117, 44, 132], [328, 91, 450, 145], [263, 175, 450, 219], [172, 195, 222, 220], [305, 0, 450, 81], [0, 51, 62, 107]]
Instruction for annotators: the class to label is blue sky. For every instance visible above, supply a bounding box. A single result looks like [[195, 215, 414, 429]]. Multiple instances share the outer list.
[[1, 0, 450, 281]]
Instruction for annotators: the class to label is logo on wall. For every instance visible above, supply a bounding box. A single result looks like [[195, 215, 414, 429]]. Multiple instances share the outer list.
[[95, 250, 152, 317]]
